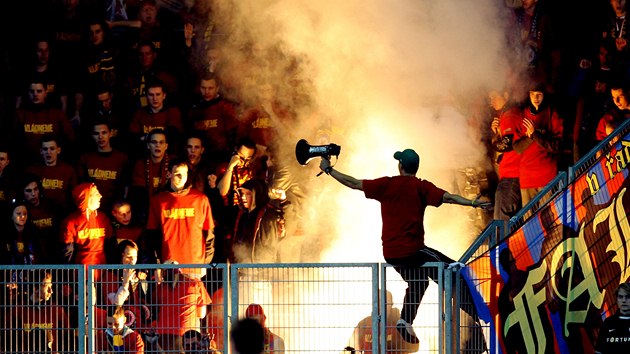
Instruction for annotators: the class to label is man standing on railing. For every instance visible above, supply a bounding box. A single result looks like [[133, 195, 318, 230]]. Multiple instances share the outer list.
[[319, 149, 490, 344]]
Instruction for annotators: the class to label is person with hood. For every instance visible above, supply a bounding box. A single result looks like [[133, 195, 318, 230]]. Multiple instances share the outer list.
[[231, 179, 287, 264], [513, 80, 563, 206], [60, 183, 114, 268]]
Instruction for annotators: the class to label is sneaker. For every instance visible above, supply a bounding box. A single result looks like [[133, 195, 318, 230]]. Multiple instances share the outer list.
[[396, 319, 420, 344]]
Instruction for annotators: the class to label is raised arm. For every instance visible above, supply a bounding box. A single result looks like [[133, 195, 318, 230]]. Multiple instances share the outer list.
[[319, 158, 363, 190]]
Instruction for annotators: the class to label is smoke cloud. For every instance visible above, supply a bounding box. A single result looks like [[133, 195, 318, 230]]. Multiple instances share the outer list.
[[210, 0, 510, 262]]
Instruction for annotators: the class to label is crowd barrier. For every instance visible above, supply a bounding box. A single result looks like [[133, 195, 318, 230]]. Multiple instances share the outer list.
[[0, 263, 487, 354]]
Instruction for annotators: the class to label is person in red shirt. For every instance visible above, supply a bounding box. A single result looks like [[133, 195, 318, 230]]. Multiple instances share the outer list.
[[188, 73, 238, 164], [78, 120, 130, 210], [147, 159, 214, 278], [3, 270, 74, 352], [27, 135, 78, 213], [14, 78, 75, 164], [513, 81, 563, 206], [489, 89, 523, 220], [151, 260, 212, 352], [319, 149, 490, 344], [60, 183, 114, 267]]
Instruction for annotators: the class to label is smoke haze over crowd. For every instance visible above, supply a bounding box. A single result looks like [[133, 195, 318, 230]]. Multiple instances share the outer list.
[[210, 0, 511, 262]]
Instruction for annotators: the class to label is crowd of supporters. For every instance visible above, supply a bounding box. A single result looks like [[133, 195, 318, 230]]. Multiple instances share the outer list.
[[0, 0, 629, 351]]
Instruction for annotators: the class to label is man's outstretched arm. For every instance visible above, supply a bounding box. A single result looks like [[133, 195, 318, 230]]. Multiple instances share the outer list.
[[320, 158, 363, 190], [443, 192, 491, 209]]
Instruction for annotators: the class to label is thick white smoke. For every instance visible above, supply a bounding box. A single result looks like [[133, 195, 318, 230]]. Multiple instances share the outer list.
[[211, 0, 509, 261]]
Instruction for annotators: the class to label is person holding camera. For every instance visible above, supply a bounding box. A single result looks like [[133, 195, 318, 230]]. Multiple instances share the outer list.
[[319, 148, 490, 344]]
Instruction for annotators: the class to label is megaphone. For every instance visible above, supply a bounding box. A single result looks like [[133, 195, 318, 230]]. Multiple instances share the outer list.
[[295, 139, 341, 165]]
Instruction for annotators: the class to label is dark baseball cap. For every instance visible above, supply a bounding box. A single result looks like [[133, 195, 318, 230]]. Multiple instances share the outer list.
[[394, 149, 419, 172]]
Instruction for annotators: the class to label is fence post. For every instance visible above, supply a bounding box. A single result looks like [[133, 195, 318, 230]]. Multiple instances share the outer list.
[[442, 263, 450, 354]]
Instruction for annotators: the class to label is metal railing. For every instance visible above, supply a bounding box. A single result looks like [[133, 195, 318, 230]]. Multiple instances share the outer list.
[[0, 263, 484, 354]]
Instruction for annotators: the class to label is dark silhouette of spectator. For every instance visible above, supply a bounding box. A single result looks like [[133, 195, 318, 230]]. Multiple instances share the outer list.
[[244, 304, 285, 353], [230, 317, 265, 354], [183, 329, 220, 354], [603, 0, 630, 80], [231, 179, 286, 263], [346, 291, 419, 354], [122, 41, 178, 113], [573, 68, 613, 161], [16, 38, 67, 112], [0, 145, 17, 209], [77, 19, 119, 117]]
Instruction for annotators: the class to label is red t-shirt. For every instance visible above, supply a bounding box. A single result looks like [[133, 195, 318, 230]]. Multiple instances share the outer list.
[[78, 150, 129, 203], [147, 189, 213, 266], [61, 211, 113, 265], [17, 106, 75, 156], [363, 176, 446, 258], [152, 277, 211, 336], [129, 107, 183, 135], [189, 98, 237, 152], [27, 162, 78, 209], [4, 299, 71, 352]]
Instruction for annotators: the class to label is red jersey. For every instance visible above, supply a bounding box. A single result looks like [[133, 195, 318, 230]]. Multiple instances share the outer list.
[[496, 106, 523, 179], [519, 106, 563, 188], [147, 188, 213, 266], [3, 298, 72, 352], [130, 107, 183, 135], [152, 277, 211, 336], [238, 103, 293, 148], [78, 150, 129, 203], [189, 97, 238, 153], [131, 158, 168, 196], [16, 106, 75, 156], [61, 210, 113, 265], [363, 176, 446, 258], [27, 162, 78, 209]]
